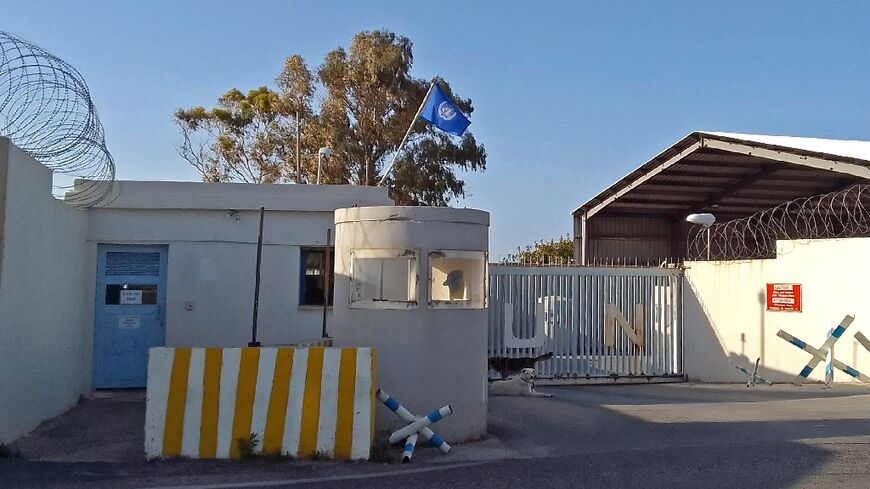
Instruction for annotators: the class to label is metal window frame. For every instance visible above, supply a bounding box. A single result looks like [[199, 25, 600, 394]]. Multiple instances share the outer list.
[[298, 246, 334, 307], [427, 249, 488, 310], [349, 248, 419, 310]]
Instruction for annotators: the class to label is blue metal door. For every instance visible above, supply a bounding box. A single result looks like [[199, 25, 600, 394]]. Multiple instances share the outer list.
[[93, 245, 167, 388]]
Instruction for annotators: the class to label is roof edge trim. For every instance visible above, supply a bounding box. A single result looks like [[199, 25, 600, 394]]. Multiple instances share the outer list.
[[572, 131, 870, 217]]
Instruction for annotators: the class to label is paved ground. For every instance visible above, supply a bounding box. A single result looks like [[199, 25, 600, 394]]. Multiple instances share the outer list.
[[2, 383, 870, 488]]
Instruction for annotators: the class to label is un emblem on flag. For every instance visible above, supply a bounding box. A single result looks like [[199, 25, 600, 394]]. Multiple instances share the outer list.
[[437, 101, 457, 121]]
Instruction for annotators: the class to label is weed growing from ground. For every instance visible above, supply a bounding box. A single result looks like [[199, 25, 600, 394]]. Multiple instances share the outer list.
[[0, 444, 22, 458], [236, 433, 259, 459], [368, 430, 398, 464]]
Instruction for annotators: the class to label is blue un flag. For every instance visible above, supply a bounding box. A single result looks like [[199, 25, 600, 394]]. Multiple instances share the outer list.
[[420, 84, 471, 137]]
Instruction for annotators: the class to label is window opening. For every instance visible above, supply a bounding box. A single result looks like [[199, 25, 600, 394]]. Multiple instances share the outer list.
[[299, 247, 334, 306], [429, 250, 486, 309]]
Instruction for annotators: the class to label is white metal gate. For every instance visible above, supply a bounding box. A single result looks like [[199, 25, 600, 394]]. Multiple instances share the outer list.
[[488, 266, 683, 382]]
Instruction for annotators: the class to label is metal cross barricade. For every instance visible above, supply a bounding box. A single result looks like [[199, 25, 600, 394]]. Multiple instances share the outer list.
[[377, 389, 452, 463], [734, 358, 773, 387], [777, 315, 870, 385]]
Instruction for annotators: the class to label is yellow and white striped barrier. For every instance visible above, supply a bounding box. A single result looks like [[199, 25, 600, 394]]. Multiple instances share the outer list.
[[144, 347, 375, 460]]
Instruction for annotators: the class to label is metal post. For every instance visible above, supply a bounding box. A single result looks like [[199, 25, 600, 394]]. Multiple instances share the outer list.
[[317, 152, 322, 185], [378, 82, 436, 186], [321, 228, 331, 338], [295, 111, 301, 184], [825, 328, 834, 388], [749, 357, 760, 387], [706, 227, 711, 260], [249, 207, 265, 347]]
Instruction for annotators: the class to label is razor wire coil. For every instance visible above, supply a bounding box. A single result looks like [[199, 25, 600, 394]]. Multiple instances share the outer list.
[[0, 29, 115, 207], [687, 184, 870, 261]]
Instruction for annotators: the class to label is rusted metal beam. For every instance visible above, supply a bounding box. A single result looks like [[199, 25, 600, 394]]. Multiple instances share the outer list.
[[679, 158, 768, 168], [616, 193, 708, 203], [633, 182, 728, 192], [609, 202, 692, 210]]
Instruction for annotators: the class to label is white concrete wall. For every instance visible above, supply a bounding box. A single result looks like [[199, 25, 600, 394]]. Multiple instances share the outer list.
[[0, 140, 392, 442], [86, 183, 393, 348], [0, 138, 91, 444], [684, 238, 870, 383]]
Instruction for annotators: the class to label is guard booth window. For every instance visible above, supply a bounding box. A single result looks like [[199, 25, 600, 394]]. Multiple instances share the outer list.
[[350, 249, 418, 309], [429, 250, 486, 309], [300, 247, 334, 306]]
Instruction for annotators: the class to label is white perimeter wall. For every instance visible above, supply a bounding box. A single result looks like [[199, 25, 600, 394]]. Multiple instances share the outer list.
[[0, 139, 91, 443], [85, 181, 393, 347], [88, 209, 352, 346], [0, 138, 392, 442], [684, 238, 870, 383]]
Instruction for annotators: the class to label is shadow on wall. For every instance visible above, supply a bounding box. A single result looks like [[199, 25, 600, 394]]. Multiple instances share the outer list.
[[682, 240, 870, 384], [684, 273, 814, 384]]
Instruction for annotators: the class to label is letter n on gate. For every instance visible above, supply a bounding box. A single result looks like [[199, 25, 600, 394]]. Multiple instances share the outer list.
[[604, 303, 644, 348]]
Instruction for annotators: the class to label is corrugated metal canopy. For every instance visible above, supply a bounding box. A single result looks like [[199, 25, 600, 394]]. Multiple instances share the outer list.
[[574, 131, 870, 220]]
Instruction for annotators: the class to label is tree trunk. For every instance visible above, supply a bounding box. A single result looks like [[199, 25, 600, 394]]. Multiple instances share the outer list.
[[365, 156, 371, 185]]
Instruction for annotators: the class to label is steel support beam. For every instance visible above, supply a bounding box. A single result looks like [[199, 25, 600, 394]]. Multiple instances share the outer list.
[[701, 138, 870, 180], [689, 165, 781, 213]]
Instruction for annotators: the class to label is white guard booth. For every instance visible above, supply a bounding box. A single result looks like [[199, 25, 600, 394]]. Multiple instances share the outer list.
[[331, 206, 490, 441]]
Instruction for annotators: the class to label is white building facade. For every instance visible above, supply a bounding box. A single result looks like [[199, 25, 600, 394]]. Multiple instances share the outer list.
[[0, 138, 392, 442]]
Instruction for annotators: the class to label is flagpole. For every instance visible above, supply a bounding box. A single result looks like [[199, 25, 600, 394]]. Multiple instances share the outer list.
[[378, 81, 436, 186]]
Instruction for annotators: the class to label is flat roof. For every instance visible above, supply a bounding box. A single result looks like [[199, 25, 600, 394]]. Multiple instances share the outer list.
[[70, 180, 394, 212], [574, 131, 870, 220]]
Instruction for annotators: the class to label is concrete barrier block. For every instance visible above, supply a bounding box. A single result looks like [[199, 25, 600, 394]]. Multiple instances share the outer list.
[[144, 346, 375, 460]]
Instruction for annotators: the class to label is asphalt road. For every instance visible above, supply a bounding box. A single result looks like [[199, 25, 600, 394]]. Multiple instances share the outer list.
[[3, 384, 870, 488]]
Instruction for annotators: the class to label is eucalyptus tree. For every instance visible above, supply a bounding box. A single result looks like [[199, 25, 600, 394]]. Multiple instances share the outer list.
[[175, 30, 486, 205]]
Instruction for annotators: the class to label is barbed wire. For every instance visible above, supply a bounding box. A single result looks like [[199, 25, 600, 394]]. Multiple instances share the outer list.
[[0, 29, 115, 207], [687, 184, 870, 261], [497, 254, 575, 267]]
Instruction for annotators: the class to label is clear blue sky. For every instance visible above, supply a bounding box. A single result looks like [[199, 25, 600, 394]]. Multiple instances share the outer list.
[[3, 1, 870, 258]]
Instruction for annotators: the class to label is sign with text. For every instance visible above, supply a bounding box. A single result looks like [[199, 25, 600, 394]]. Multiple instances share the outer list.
[[119, 290, 143, 305], [766, 283, 802, 312], [118, 316, 141, 329]]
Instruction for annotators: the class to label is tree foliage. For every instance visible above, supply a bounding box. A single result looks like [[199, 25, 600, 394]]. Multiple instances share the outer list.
[[175, 87, 290, 183], [505, 234, 575, 265], [175, 30, 486, 205]]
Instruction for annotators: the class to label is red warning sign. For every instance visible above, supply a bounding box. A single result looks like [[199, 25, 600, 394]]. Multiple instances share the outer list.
[[766, 283, 802, 312]]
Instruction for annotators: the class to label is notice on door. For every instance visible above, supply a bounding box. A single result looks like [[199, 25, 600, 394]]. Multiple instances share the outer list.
[[766, 283, 802, 312], [120, 290, 143, 305], [118, 316, 141, 329]]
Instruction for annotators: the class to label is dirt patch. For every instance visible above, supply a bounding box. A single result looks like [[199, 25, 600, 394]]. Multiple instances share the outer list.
[[16, 390, 145, 463]]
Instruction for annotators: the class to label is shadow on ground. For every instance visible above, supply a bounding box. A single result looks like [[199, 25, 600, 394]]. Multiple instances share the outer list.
[[13, 390, 145, 463], [2, 383, 869, 488]]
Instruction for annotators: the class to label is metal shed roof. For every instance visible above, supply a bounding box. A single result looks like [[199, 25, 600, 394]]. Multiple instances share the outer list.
[[574, 131, 870, 220]]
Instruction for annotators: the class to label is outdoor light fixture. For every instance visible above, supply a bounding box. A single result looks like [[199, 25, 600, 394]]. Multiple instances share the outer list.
[[686, 213, 716, 260], [317, 147, 332, 185], [685, 213, 716, 227]]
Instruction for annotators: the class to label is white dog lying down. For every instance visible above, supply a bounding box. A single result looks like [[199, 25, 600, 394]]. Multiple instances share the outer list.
[[489, 368, 553, 397]]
